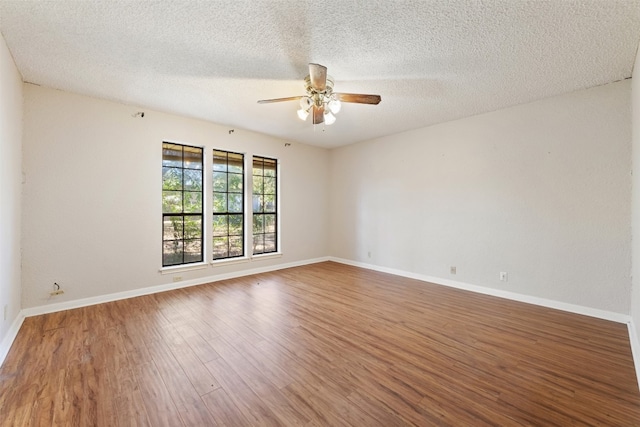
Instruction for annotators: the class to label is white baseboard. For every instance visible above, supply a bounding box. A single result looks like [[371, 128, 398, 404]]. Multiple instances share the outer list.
[[329, 257, 631, 324], [21, 256, 331, 318], [0, 311, 25, 367], [4, 255, 640, 387], [628, 320, 640, 392], [329, 257, 640, 390], [0, 256, 328, 367]]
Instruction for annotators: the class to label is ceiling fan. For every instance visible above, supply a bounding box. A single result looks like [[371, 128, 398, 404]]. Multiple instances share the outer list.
[[257, 63, 381, 126]]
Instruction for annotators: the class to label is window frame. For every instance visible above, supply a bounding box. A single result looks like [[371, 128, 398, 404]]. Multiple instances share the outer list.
[[161, 142, 205, 267], [251, 155, 279, 256], [212, 149, 246, 261]]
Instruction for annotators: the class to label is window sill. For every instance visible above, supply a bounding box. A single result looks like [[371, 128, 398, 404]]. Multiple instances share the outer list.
[[160, 253, 282, 274], [251, 252, 282, 261], [211, 256, 251, 267], [159, 262, 208, 275], [210, 253, 282, 267]]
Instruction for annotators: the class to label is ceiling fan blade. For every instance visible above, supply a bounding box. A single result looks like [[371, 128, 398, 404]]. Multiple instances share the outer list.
[[312, 105, 325, 125], [309, 63, 327, 92], [257, 96, 303, 104], [335, 93, 382, 105]]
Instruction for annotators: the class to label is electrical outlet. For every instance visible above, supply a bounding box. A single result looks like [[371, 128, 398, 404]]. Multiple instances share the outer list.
[[3, 305, 7, 321], [500, 272, 508, 282], [367, 251, 371, 258], [173, 276, 182, 282], [450, 266, 456, 275]]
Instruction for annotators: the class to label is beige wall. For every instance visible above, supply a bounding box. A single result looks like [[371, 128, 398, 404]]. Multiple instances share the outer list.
[[0, 33, 23, 353], [330, 80, 632, 314], [22, 79, 633, 315], [631, 42, 640, 354], [14, 55, 638, 328], [21, 85, 329, 308]]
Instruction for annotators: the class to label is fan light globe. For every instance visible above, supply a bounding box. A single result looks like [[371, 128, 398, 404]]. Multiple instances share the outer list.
[[328, 99, 341, 114], [297, 108, 309, 121], [324, 111, 336, 125]]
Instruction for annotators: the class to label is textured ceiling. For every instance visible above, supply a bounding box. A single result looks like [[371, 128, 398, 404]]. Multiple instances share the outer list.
[[1, 1, 639, 148]]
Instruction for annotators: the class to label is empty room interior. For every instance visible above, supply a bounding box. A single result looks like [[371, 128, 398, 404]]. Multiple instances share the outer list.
[[3, 1, 640, 425]]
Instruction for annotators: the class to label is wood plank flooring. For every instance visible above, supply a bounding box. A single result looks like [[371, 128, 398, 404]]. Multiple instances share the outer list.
[[1, 261, 639, 426]]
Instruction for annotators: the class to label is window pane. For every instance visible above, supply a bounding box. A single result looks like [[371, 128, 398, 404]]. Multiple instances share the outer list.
[[253, 159, 263, 176], [228, 173, 243, 192], [263, 159, 277, 177], [163, 167, 182, 190], [163, 216, 183, 240], [253, 214, 264, 234], [184, 215, 202, 240], [252, 195, 263, 213], [253, 234, 264, 254], [264, 195, 275, 213], [213, 236, 229, 259], [213, 151, 228, 171], [163, 241, 183, 266], [184, 239, 202, 263], [253, 175, 263, 194], [162, 144, 182, 167], [264, 214, 276, 233], [228, 194, 243, 213], [229, 214, 243, 236], [184, 192, 202, 213], [163, 191, 182, 213], [213, 214, 228, 237], [228, 153, 243, 173], [213, 193, 227, 213], [229, 236, 243, 257], [213, 171, 227, 192], [264, 177, 276, 194], [184, 146, 203, 170], [184, 169, 202, 191], [264, 233, 276, 252]]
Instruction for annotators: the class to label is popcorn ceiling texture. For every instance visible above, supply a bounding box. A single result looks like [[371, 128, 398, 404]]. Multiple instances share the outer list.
[[0, 0, 639, 147]]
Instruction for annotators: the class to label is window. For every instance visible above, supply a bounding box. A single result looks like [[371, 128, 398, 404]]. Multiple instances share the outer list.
[[162, 143, 203, 266], [252, 156, 278, 255], [212, 150, 245, 260], [161, 145, 279, 266]]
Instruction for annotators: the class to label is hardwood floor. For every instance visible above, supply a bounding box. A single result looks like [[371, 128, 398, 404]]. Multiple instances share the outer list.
[[1, 261, 639, 426]]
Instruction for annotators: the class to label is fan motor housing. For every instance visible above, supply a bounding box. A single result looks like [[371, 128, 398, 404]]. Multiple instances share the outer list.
[[304, 75, 335, 96]]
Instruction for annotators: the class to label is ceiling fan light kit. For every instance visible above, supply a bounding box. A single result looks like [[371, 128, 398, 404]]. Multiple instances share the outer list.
[[296, 75, 341, 125], [258, 63, 381, 127]]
